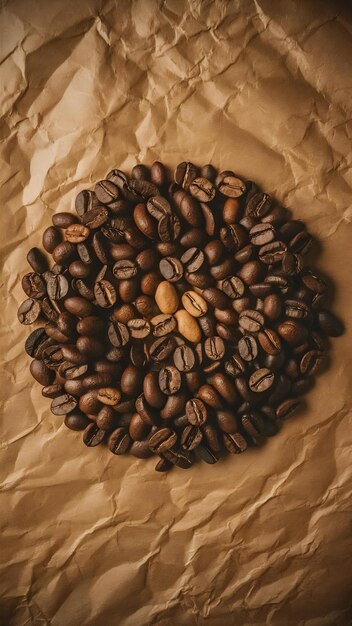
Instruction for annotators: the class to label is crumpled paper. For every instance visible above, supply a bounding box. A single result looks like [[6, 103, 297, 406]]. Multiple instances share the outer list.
[[1, 1, 352, 624]]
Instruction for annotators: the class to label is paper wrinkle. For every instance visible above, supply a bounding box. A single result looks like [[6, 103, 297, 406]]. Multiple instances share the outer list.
[[1, 1, 352, 625]]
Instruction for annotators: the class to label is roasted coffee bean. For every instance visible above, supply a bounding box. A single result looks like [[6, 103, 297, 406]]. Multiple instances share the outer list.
[[200, 164, 216, 181], [204, 240, 224, 266], [158, 213, 181, 242], [29, 359, 55, 386], [151, 314, 176, 337], [277, 320, 308, 345], [259, 240, 287, 264], [317, 310, 344, 337], [249, 223, 275, 246], [113, 259, 138, 279], [22, 273, 47, 299], [217, 174, 246, 198], [51, 393, 78, 415], [186, 398, 207, 426], [220, 224, 247, 252], [222, 198, 241, 224], [27, 247, 48, 274], [125, 320, 149, 341], [94, 280, 116, 308], [300, 350, 325, 375], [132, 164, 149, 180], [175, 161, 197, 189], [220, 276, 245, 299], [276, 398, 301, 419], [210, 372, 239, 405], [195, 444, 219, 464], [216, 410, 238, 434], [160, 392, 187, 419], [224, 354, 246, 378], [237, 260, 264, 285], [238, 335, 258, 361], [249, 368, 274, 393], [143, 372, 166, 409], [77, 315, 105, 336], [52, 212, 78, 228], [263, 294, 282, 321], [246, 192, 272, 218], [258, 329, 281, 355], [159, 366, 181, 395], [96, 387, 121, 406], [76, 336, 105, 358], [64, 223, 90, 244], [46, 273, 69, 301], [148, 428, 177, 453], [107, 428, 132, 454], [159, 257, 183, 282], [204, 336, 225, 361], [64, 412, 91, 431], [81, 206, 109, 229], [83, 423, 105, 447], [282, 252, 302, 275], [198, 313, 216, 338], [42, 226, 62, 253], [149, 336, 175, 362], [133, 203, 158, 240], [129, 413, 151, 441], [25, 328, 49, 358], [241, 413, 265, 445], [189, 177, 215, 202], [150, 161, 167, 187], [181, 425, 202, 450], [234, 244, 254, 264], [173, 345, 195, 372], [223, 432, 248, 454], [239, 310, 264, 333], [155, 281, 179, 314], [121, 366, 143, 396], [75, 189, 98, 216], [18, 299, 41, 325], [42, 382, 64, 398], [68, 260, 91, 279], [202, 287, 229, 310], [64, 296, 94, 317], [108, 321, 129, 347]]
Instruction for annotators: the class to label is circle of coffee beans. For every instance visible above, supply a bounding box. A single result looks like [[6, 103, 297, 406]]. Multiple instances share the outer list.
[[19, 161, 344, 471]]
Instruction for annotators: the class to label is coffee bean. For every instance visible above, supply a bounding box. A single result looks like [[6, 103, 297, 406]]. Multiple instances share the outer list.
[[159, 257, 183, 281], [27, 247, 48, 274], [18, 299, 41, 325], [64, 412, 91, 431], [276, 398, 301, 419], [149, 336, 175, 362], [121, 366, 143, 396], [284, 299, 311, 321], [249, 223, 275, 246], [181, 291, 208, 317], [175, 310, 202, 343], [238, 335, 258, 361], [159, 366, 181, 395], [220, 224, 247, 252], [46, 273, 69, 301], [181, 425, 202, 450], [223, 432, 248, 453], [263, 294, 282, 321], [148, 428, 177, 453], [204, 336, 225, 361], [220, 276, 245, 299], [22, 273, 47, 300], [83, 423, 105, 447], [246, 192, 272, 218], [258, 329, 281, 355], [239, 309, 264, 333], [277, 320, 308, 345], [173, 345, 195, 372], [189, 177, 215, 202], [195, 444, 219, 464], [75, 190, 98, 216], [42, 382, 64, 398], [259, 240, 287, 264], [151, 314, 176, 337], [217, 174, 246, 198], [216, 410, 238, 434], [317, 310, 344, 337], [127, 318, 151, 339], [52, 212, 78, 228], [108, 321, 129, 347], [175, 161, 197, 189], [155, 281, 179, 314], [249, 368, 275, 393], [42, 226, 62, 253], [186, 398, 207, 426], [51, 393, 78, 415], [300, 350, 325, 375], [237, 260, 264, 285]]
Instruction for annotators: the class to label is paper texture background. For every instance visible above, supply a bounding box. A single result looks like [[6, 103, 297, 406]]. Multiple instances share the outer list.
[[1, 1, 352, 624]]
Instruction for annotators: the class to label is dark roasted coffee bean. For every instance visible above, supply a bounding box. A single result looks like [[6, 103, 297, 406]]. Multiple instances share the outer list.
[[186, 398, 207, 426], [46, 273, 69, 301], [76, 315, 105, 336], [181, 425, 202, 450], [129, 413, 151, 441], [204, 240, 224, 266], [150, 161, 167, 187], [223, 432, 247, 454], [75, 189, 98, 217], [27, 247, 48, 274], [133, 203, 158, 240], [198, 313, 216, 338], [238, 335, 258, 361], [259, 240, 287, 264], [181, 247, 205, 273], [202, 287, 229, 310], [216, 410, 238, 434], [120, 366, 143, 396], [159, 366, 181, 395], [107, 428, 131, 454], [263, 294, 282, 321], [22, 273, 47, 299], [290, 231, 313, 255], [42, 226, 62, 253], [282, 252, 302, 275], [150, 336, 175, 362], [132, 164, 149, 180], [195, 444, 219, 464], [276, 398, 301, 419], [83, 423, 105, 447], [173, 345, 195, 372], [317, 310, 344, 337], [95, 179, 119, 204], [246, 192, 272, 218], [52, 241, 75, 265], [239, 309, 264, 333], [51, 393, 78, 415], [220, 224, 247, 252], [148, 428, 177, 453], [64, 296, 94, 317], [200, 164, 216, 181], [42, 382, 64, 398], [210, 372, 239, 405], [159, 257, 183, 281], [29, 359, 55, 386], [241, 413, 265, 445], [112, 259, 138, 279], [18, 299, 41, 325], [143, 372, 166, 409], [189, 177, 215, 202], [278, 320, 308, 345], [147, 195, 172, 220], [175, 161, 197, 189], [130, 439, 154, 458], [249, 368, 274, 393], [158, 213, 181, 243], [160, 392, 187, 419], [224, 354, 246, 378], [135, 394, 158, 426], [68, 260, 91, 278], [64, 412, 91, 431], [52, 212, 78, 228], [25, 328, 48, 358], [300, 350, 325, 375], [93, 280, 116, 308], [237, 260, 263, 286]]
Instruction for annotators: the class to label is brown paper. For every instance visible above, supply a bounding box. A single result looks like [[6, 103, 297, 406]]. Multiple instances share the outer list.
[[1, 1, 352, 624]]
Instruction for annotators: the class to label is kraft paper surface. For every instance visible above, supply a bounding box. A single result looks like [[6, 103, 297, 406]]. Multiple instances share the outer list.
[[1, 1, 352, 625]]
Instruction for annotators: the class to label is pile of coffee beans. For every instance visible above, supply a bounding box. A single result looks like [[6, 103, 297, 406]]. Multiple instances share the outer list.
[[19, 161, 344, 471]]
